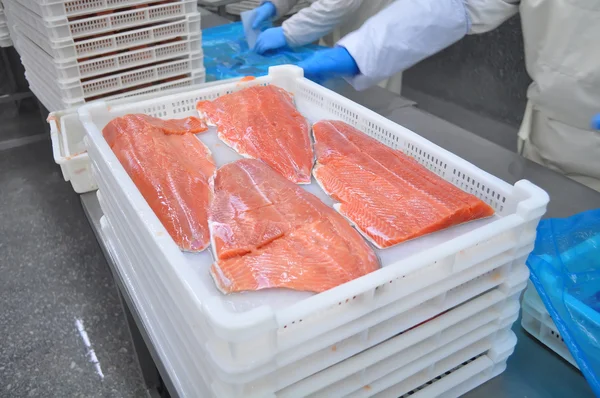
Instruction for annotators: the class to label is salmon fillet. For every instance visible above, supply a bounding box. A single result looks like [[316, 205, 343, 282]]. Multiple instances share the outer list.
[[196, 85, 313, 184], [103, 114, 215, 252], [209, 159, 379, 294], [312, 120, 495, 249]]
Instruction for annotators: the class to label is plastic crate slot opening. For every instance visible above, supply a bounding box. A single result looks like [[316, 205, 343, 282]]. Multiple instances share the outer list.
[[66, 0, 105, 14], [451, 169, 507, 212], [297, 85, 324, 108], [399, 353, 486, 397], [404, 142, 448, 177], [549, 329, 565, 342], [280, 293, 361, 332]]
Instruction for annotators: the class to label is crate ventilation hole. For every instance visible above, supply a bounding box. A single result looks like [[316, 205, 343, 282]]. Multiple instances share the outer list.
[[280, 294, 359, 330], [400, 353, 485, 397], [550, 329, 564, 342]]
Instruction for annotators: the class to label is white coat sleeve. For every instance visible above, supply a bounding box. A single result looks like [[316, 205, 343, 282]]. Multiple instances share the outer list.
[[281, 0, 364, 47], [338, 0, 519, 91], [465, 0, 519, 34]]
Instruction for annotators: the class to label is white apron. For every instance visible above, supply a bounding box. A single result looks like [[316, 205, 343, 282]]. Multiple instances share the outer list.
[[324, 0, 404, 94], [517, 0, 600, 191]]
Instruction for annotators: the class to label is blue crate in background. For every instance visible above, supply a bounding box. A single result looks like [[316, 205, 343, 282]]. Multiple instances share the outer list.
[[202, 22, 326, 81], [527, 208, 600, 395]]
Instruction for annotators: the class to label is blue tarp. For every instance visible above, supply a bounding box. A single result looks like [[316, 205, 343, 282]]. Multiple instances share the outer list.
[[202, 22, 326, 81], [527, 208, 600, 396]]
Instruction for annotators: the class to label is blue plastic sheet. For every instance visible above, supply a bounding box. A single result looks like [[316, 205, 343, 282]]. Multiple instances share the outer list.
[[202, 22, 326, 81], [527, 208, 600, 396]]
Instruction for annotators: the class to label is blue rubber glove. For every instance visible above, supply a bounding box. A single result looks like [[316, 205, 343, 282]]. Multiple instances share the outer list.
[[252, 2, 276, 29], [592, 114, 600, 130], [297, 46, 360, 83], [254, 27, 287, 54]]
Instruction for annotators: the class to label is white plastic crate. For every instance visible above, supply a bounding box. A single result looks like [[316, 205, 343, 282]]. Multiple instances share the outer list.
[[101, 213, 519, 398], [5, 0, 196, 40], [521, 281, 579, 369], [91, 124, 534, 390], [25, 65, 205, 111], [99, 186, 525, 398], [18, 0, 176, 20], [79, 66, 548, 382], [95, 175, 530, 397], [11, 12, 200, 61], [32, 66, 205, 112], [372, 332, 517, 398], [15, 24, 202, 80], [20, 46, 204, 100], [99, 168, 528, 395]]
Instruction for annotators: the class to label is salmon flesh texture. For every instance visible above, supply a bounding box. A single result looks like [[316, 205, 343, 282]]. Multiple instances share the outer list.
[[312, 120, 495, 249], [103, 114, 215, 252], [196, 85, 314, 184], [209, 159, 380, 294]]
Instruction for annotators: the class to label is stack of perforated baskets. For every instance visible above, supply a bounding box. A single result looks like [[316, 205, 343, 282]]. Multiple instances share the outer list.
[[3, 0, 204, 111], [64, 66, 550, 397]]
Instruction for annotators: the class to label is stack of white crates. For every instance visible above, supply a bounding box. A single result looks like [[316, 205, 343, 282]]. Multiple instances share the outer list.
[[0, 1, 12, 46], [62, 66, 549, 397], [3, 0, 204, 111]]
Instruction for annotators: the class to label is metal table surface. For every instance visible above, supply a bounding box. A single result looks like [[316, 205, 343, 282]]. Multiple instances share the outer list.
[[81, 11, 598, 398]]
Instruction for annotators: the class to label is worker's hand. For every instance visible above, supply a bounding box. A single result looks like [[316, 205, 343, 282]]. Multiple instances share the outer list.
[[252, 2, 276, 29], [593, 114, 600, 130], [297, 47, 360, 83], [254, 27, 287, 54]]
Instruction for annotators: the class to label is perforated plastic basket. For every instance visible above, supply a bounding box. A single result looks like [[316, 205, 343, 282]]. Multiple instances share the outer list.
[[18, 0, 175, 20], [29, 65, 205, 112], [96, 170, 529, 396], [521, 281, 579, 368], [14, 27, 203, 81], [15, 24, 202, 80], [21, 48, 203, 100], [5, 0, 196, 40], [79, 66, 548, 383], [11, 12, 200, 61], [99, 199, 524, 398]]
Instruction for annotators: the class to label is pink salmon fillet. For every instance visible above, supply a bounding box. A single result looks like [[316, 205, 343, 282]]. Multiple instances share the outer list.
[[196, 85, 313, 184], [312, 120, 495, 249], [209, 159, 379, 293], [103, 114, 214, 252]]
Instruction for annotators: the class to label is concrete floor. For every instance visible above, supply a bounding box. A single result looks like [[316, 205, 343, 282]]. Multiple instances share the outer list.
[[0, 106, 147, 398]]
